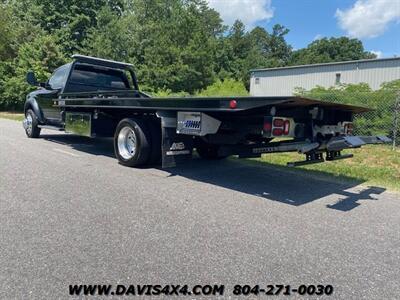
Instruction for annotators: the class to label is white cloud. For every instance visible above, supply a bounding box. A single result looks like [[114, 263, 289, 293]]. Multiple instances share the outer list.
[[207, 0, 274, 29], [336, 0, 400, 39], [371, 50, 383, 58], [313, 34, 323, 41]]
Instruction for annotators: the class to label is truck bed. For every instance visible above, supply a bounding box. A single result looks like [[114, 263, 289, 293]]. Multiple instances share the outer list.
[[58, 90, 369, 113]]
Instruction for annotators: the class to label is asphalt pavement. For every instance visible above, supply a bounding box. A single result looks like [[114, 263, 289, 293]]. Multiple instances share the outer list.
[[0, 118, 399, 299]]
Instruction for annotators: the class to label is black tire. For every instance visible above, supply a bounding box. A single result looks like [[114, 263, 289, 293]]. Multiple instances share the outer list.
[[196, 140, 228, 160], [147, 119, 162, 165], [114, 118, 151, 167], [24, 109, 41, 138]]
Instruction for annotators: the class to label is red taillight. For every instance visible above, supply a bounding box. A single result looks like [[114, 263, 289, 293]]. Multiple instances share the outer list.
[[283, 120, 290, 135], [265, 116, 293, 137], [229, 100, 237, 109], [273, 118, 284, 127], [272, 128, 283, 136]]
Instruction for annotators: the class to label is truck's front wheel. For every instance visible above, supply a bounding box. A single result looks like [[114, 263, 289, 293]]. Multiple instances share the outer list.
[[23, 109, 41, 138], [114, 118, 151, 167]]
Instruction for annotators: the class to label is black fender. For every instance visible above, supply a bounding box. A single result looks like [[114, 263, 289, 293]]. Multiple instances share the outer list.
[[24, 94, 45, 124]]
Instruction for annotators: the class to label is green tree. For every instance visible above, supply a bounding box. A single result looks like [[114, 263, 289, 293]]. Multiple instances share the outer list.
[[267, 24, 292, 64], [8, 0, 125, 54], [0, 35, 66, 110], [0, 5, 16, 61], [82, 7, 134, 62], [226, 23, 292, 88], [196, 78, 248, 96], [111, 0, 223, 93], [290, 37, 376, 65]]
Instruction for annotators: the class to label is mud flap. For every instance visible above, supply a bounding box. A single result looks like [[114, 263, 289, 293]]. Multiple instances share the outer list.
[[161, 127, 193, 168], [157, 111, 194, 168]]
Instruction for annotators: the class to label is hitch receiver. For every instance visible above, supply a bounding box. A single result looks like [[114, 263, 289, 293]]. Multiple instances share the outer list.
[[288, 150, 354, 167], [287, 152, 324, 167], [326, 151, 353, 161]]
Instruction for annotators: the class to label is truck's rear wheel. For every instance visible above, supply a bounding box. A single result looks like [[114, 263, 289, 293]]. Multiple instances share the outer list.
[[23, 109, 41, 138], [114, 118, 151, 167]]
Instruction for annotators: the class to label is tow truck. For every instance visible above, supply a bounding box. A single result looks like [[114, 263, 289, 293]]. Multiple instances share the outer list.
[[23, 55, 391, 168]]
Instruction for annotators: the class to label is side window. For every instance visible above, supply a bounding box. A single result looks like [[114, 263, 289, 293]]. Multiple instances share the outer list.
[[48, 65, 69, 89]]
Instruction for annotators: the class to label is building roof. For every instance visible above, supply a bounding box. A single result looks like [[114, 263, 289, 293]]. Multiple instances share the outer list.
[[250, 56, 400, 73]]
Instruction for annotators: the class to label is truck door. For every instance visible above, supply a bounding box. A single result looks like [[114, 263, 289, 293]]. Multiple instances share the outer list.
[[36, 64, 70, 125]]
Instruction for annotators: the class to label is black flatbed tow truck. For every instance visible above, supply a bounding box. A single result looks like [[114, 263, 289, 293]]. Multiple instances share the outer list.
[[23, 55, 391, 168]]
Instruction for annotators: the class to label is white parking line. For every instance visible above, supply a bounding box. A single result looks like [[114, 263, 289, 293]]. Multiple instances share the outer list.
[[53, 148, 80, 157]]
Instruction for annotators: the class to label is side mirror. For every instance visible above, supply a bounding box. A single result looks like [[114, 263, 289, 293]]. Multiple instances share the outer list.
[[26, 71, 38, 86]]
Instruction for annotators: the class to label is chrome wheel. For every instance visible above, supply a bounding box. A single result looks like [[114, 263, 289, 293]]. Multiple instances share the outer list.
[[117, 126, 137, 159], [24, 114, 33, 135]]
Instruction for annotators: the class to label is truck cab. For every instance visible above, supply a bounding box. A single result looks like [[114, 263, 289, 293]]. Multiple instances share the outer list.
[[24, 55, 139, 132]]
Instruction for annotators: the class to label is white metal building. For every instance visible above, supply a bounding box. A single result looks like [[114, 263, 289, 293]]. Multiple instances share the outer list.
[[250, 57, 400, 96]]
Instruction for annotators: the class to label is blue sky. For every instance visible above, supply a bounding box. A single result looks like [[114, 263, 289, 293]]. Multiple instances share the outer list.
[[208, 0, 400, 58]]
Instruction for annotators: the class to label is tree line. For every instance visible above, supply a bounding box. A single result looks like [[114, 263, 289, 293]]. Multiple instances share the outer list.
[[0, 0, 377, 110]]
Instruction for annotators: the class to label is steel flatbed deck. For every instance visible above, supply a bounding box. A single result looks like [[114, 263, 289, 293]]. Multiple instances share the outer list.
[[58, 91, 369, 113]]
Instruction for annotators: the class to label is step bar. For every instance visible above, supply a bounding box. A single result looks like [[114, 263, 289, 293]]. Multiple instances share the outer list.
[[38, 125, 64, 131]]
